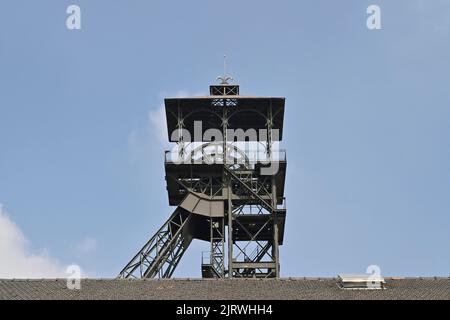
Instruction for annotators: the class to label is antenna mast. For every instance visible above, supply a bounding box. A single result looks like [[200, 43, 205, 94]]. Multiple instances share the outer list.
[[217, 54, 233, 85]]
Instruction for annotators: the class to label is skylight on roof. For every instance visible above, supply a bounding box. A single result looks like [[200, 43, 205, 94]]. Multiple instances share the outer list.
[[338, 274, 386, 290]]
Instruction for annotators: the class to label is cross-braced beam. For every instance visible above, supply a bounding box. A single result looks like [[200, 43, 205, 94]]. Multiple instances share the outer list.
[[118, 208, 192, 279]]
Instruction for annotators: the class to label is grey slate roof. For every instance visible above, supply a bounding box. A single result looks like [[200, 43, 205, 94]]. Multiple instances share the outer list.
[[0, 278, 449, 300]]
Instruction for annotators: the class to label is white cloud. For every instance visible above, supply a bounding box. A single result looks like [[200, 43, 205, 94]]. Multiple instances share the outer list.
[[0, 204, 72, 278], [148, 90, 204, 145], [74, 236, 97, 256], [132, 90, 206, 149], [148, 103, 168, 145]]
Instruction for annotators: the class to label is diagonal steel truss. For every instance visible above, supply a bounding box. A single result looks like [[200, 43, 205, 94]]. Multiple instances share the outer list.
[[118, 208, 192, 279]]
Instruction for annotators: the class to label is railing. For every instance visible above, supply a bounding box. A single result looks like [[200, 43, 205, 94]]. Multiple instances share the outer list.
[[164, 149, 287, 165]]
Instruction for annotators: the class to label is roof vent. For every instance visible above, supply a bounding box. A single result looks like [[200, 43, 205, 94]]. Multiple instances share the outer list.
[[338, 274, 385, 290]]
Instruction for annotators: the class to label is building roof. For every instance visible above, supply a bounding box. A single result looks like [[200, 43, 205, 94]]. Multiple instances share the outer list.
[[0, 278, 449, 300]]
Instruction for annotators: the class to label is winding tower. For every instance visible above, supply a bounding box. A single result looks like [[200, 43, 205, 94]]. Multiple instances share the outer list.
[[119, 77, 287, 278]]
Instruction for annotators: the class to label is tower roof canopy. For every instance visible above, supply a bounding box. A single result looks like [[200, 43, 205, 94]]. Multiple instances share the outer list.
[[164, 96, 285, 142]]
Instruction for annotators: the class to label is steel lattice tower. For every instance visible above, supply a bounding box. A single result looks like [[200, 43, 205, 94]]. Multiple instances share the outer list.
[[118, 78, 287, 278]]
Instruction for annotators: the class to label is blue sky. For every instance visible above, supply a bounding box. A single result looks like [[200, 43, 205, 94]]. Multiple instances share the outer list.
[[0, 0, 449, 278]]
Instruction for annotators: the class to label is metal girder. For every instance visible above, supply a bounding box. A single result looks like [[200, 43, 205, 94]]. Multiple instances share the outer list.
[[226, 164, 280, 278], [118, 208, 192, 279], [210, 217, 225, 277], [224, 166, 274, 212]]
